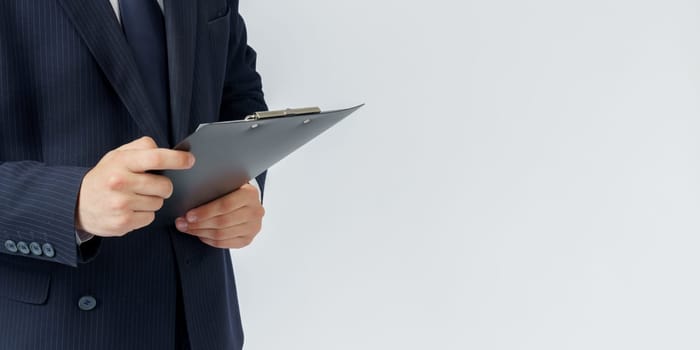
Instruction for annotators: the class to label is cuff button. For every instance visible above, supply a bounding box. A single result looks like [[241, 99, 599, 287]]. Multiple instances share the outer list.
[[17, 241, 30, 255], [4, 240, 17, 253], [42, 243, 55, 258], [29, 242, 43, 256]]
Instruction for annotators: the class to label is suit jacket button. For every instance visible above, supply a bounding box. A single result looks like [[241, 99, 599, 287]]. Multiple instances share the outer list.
[[78, 296, 97, 311], [42, 243, 55, 258], [29, 242, 43, 256], [17, 241, 30, 255], [4, 240, 17, 253]]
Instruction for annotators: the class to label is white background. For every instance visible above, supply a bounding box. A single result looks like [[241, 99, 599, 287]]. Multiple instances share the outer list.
[[234, 1, 700, 349]]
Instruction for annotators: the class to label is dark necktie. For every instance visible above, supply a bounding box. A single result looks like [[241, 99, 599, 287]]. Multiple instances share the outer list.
[[119, 0, 172, 145]]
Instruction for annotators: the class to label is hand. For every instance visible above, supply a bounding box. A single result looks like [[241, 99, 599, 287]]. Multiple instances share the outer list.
[[175, 184, 265, 249], [75, 136, 195, 237]]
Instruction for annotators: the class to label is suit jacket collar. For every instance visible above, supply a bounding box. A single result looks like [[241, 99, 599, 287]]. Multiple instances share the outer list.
[[57, 0, 198, 147]]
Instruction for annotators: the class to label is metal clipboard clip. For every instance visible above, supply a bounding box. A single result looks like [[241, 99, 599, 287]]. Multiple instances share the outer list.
[[244, 107, 322, 121]]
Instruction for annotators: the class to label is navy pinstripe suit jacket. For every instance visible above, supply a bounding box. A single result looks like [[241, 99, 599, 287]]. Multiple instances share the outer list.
[[0, 0, 267, 348]]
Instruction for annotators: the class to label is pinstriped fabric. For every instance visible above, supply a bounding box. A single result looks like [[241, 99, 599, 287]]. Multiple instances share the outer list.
[[0, 164, 88, 267], [0, 0, 267, 348], [0, 262, 50, 304], [57, 0, 170, 147]]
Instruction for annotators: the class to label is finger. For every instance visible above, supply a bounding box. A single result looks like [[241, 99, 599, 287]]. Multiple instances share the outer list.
[[117, 136, 158, 151], [109, 211, 156, 234], [186, 207, 255, 230], [186, 184, 259, 223], [131, 173, 174, 198], [130, 195, 165, 212], [200, 237, 254, 249], [128, 211, 157, 231], [105, 172, 173, 198], [181, 224, 252, 241], [125, 149, 195, 173]]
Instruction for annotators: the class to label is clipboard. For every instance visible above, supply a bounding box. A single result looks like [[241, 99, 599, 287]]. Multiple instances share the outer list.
[[158, 104, 363, 221]]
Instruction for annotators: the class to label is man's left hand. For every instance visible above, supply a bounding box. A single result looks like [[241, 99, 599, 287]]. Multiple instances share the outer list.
[[175, 184, 265, 249]]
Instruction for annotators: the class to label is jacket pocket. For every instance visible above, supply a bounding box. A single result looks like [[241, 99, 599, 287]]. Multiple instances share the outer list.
[[0, 263, 50, 305], [208, 5, 231, 46], [208, 5, 231, 24]]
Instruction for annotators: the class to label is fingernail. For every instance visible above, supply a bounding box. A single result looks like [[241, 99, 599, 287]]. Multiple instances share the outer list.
[[186, 213, 197, 223], [188, 155, 196, 167], [175, 218, 188, 231]]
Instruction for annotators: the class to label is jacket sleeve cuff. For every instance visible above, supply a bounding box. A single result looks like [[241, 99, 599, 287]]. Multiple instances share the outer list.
[[0, 164, 91, 267]]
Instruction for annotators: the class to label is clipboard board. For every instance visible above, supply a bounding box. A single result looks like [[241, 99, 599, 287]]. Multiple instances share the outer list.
[[158, 104, 363, 221]]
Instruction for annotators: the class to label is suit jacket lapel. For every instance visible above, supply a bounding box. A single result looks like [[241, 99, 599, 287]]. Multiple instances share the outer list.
[[57, 0, 170, 147], [164, 0, 198, 144]]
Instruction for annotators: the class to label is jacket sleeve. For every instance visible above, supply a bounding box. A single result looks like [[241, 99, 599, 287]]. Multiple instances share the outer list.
[[219, 5, 267, 122], [219, 5, 268, 195], [0, 161, 99, 267]]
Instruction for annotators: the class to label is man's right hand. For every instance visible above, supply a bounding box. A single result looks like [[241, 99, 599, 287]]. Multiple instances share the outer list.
[[75, 137, 195, 237]]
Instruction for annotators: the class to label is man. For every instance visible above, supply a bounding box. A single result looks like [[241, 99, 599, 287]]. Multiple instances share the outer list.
[[0, 0, 267, 348]]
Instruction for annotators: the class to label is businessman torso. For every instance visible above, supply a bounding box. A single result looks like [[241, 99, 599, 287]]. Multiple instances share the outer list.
[[0, 0, 266, 348]]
